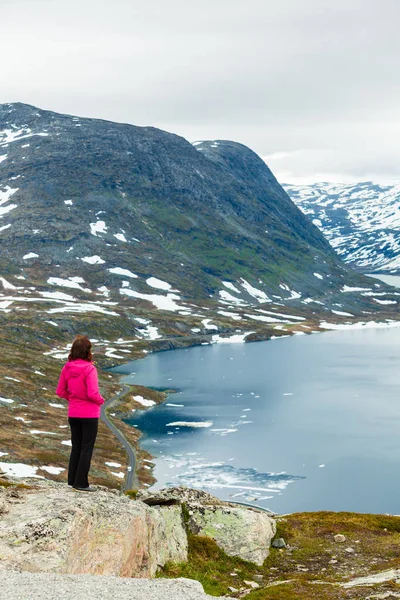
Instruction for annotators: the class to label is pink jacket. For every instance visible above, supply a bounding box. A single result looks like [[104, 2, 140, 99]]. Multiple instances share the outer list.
[[56, 359, 105, 418]]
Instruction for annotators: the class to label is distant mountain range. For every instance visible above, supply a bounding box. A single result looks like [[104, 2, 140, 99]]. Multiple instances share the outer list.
[[284, 181, 400, 274]]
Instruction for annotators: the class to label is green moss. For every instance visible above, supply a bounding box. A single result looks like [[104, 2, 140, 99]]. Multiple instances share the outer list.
[[125, 489, 138, 499]]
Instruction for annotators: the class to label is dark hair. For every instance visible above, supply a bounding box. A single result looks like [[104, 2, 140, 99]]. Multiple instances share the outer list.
[[68, 335, 93, 362]]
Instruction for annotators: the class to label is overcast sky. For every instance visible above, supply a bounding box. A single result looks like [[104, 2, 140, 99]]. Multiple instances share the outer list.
[[1, 0, 399, 184]]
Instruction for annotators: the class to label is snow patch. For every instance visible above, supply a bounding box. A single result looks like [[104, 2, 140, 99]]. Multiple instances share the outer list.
[[132, 395, 156, 407], [109, 267, 138, 278], [90, 221, 107, 236], [81, 255, 105, 265]]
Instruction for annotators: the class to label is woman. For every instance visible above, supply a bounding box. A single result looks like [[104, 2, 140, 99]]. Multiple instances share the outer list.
[[56, 335, 105, 492]]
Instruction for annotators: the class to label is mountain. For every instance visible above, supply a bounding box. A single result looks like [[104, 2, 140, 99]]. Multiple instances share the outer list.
[[284, 181, 400, 274], [0, 103, 348, 297], [0, 103, 387, 315]]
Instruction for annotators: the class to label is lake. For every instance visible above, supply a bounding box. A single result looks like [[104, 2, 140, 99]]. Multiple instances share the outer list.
[[114, 314, 400, 514]]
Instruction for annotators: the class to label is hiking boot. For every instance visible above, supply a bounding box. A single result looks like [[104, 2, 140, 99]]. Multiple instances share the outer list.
[[73, 486, 97, 492]]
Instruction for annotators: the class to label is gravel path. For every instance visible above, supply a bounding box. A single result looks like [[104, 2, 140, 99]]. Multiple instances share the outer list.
[[0, 571, 234, 600]]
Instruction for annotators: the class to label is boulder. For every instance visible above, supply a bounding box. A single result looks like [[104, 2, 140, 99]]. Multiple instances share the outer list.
[[139, 486, 276, 565], [187, 504, 276, 565], [272, 537, 286, 549], [0, 481, 187, 577]]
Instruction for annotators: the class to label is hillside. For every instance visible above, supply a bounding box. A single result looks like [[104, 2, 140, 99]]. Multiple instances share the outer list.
[[285, 181, 400, 274], [1, 103, 400, 487]]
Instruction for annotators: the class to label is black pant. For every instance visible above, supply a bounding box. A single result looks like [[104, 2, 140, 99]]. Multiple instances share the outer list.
[[68, 417, 99, 488]]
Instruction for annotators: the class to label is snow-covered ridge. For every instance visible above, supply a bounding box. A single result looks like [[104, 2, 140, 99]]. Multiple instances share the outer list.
[[285, 181, 400, 273]]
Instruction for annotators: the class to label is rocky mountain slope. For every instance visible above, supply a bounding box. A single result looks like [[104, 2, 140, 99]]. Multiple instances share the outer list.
[[0, 103, 390, 307], [1, 103, 398, 356], [285, 181, 400, 274]]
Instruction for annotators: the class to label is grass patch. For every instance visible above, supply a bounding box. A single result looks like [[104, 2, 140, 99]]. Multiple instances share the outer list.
[[158, 511, 400, 599], [158, 532, 261, 597]]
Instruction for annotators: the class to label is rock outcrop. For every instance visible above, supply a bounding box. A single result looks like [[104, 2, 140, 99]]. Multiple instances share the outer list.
[[138, 487, 276, 565], [0, 481, 276, 575], [0, 481, 187, 577]]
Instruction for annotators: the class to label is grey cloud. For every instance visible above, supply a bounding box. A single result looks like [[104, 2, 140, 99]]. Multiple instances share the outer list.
[[1, 0, 400, 181]]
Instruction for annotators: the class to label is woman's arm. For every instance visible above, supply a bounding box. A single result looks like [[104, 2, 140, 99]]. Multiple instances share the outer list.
[[86, 366, 105, 405], [55, 366, 69, 400]]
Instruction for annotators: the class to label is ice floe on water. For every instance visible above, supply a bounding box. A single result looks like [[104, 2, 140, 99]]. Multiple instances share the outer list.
[[162, 457, 304, 504], [210, 428, 238, 436], [166, 421, 213, 428]]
